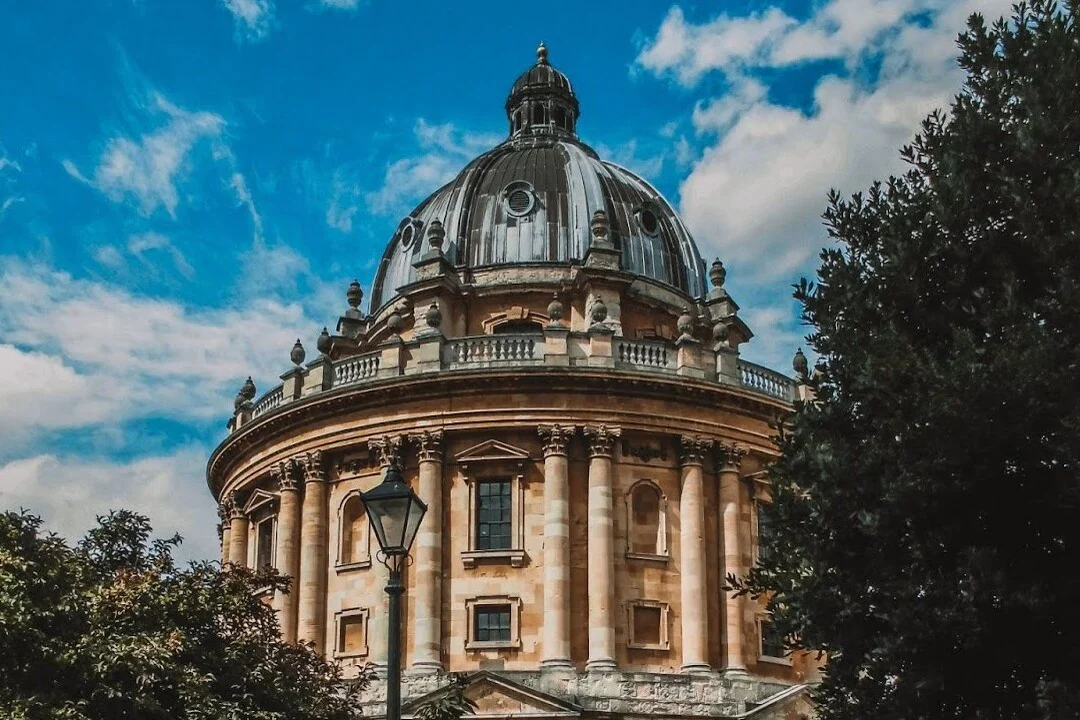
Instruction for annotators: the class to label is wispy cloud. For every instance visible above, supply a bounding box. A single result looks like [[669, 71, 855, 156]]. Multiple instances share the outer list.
[[222, 0, 275, 42], [127, 231, 195, 279], [62, 93, 225, 218], [314, 0, 364, 10], [366, 119, 501, 216]]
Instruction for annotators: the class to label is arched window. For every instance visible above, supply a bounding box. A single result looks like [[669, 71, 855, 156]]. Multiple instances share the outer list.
[[626, 480, 668, 559], [531, 103, 547, 126], [339, 494, 370, 567]]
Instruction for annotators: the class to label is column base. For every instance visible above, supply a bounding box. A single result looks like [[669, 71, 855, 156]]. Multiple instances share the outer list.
[[585, 658, 617, 672], [721, 666, 749, 678], [407, 661, 443, 675], [539, 658, 575, 673], [681, 663, 712, 675]]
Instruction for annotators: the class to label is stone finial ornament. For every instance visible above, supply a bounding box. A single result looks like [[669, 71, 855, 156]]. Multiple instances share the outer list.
[[677, 308, 695, 339], [589, 294, 608, 324], [547, 293, 564, 325], [710, 259, 726, 290], [426, 219, 445, 255], [240, 376, 256, 401], [290, 339, 306, 366], [712, 320, 729, 344], [537, 41, 548, 65], [387, 310, 404, 336], [316, 327, 332, 356], [347, 279, 363, 310], [424, 301, 442, 330], [590, 209, 611, 246], [793, 348, 809, 380]]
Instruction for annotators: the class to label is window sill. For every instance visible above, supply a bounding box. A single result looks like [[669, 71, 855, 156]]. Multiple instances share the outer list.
[[466, 639, 522, 651], [253, 585, 274, 598], [626, 551, 669, 564], [335, 560, 372, 573], [334, 649, 369, 660], [758, 655, 793, 666], [628, 641, 670, 651], [462, 549, 526, 568]]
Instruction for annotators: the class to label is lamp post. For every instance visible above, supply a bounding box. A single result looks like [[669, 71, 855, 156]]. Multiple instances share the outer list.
[[361, 462, 427, 720]]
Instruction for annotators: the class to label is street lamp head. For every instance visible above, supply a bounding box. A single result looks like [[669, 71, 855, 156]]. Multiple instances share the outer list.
[[361, 462, 427, 559]]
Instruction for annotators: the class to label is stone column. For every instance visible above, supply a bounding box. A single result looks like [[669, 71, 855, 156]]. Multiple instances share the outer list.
[[218, 504, 231, 564], [539, 424, 575, 670], [584, 424, 620, 671], [297, 450, 329, 653], [272, 460, 302, 643], [679, 436, 711, 674], [718, 443, 747, 673], [368, 435, 405, 670], [227, 492, 249, 567], [409, 430, 444, 673]]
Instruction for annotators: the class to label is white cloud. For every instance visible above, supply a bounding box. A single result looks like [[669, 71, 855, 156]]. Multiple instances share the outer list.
[[0, 448, 219, 562], [325, 171, 362, 233], [222, 0, 275, 41], [594, 139, 665, 180], [128, 231, 195, 279], [316, 0, 362, 9], [63, 94, 225, 218], [366, 120, 501, 216], [0, 258, 318, 438]]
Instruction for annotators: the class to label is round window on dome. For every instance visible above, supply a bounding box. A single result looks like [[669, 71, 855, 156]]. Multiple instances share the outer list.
[[503, 183, 535, 217], [639, 207, 661, 236], [398, 218, 420, 249]]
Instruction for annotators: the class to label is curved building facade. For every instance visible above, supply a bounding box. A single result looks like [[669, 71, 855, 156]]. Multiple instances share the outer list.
[[209, 44, 816, 720]]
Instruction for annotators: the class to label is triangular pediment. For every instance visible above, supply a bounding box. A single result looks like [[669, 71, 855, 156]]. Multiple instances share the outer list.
[[455, 439, 531, 464], [404, 672, 580, 718], [243, 488, 278, 514]]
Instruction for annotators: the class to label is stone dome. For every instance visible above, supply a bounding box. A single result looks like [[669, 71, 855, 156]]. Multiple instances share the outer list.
[[369, 45, 708, 311]]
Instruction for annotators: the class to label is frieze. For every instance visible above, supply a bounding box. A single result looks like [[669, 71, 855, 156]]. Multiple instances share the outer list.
[[620, 436, 668, 464], [334, 451, 380, 477]]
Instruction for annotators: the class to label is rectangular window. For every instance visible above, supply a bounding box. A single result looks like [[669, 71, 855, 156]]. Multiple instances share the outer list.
[[335, 609, 368, 657], [633, 605, 662, 646], [760, 619, 786, 659], [756, 502, 773, 564], [474, 604, 512, 643], [255, 517, 275, 571], [475, 480, 512, 551]]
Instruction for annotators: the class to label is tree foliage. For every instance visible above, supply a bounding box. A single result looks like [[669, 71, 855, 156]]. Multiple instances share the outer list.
[[0, 509, 370, 719], [733, 3, 1080, 718]]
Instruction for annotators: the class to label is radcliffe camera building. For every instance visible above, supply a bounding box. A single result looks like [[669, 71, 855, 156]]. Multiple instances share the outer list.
[[208, 45, 817, 720]]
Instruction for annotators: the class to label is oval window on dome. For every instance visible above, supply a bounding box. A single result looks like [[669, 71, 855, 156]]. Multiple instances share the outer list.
[[398, 218, 419, 249], [503, 182, 535, 217], [639, 206, 661, 237]]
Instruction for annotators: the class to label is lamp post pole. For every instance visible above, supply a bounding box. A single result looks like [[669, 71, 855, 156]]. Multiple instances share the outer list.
[[385, 560, 404, 720]]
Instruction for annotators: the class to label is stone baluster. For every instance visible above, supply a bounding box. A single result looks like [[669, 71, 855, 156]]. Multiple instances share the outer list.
[[718, 442, 748, 673], [227, 492, 249, 567], [296, 450, 329, 653], [539, 424, 575, 671], [679, 436, 712, 674], [272, 459, 302, 644], [584, 424, 620, 671], [409, 429, 444, 673]]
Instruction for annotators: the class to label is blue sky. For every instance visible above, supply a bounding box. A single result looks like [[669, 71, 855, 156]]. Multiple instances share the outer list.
[[0, 0, 1011, 559]]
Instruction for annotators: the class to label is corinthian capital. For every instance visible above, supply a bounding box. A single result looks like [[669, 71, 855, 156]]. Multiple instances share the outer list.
[[715, 441, 745, 471], [226, 491, 246, 520], [217, 501, 231, 524], [271, 459, 300, 491], [538, 424, 574, 457], [410, 429, 445, 462], [584, 424, 621, 457], [298, 450, 327, 484], [369, 435, 404, 468], [679, 435, 712, 467]]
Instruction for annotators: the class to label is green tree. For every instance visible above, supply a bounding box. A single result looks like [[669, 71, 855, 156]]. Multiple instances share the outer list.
[[0, 509, 371, 719], [732, 2, 1080, 718]]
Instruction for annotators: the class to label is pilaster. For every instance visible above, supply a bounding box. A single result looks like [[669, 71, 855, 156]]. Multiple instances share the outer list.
[[272, 459, 302, 643], [678, 436, 711, 674], [409, 429, 445, 673], [584, 424, 620, 671], [296, 450, 329, 653], [538, 424, 575, 671], [717, 442, 748, 674]]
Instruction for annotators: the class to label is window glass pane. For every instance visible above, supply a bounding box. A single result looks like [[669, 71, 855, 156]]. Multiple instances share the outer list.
[[757, 503, 773, 563], [256, 518, 274, 571], [476, 480, 512, 550], [474, 604, 512, 642], [761, 620, 785, 658]]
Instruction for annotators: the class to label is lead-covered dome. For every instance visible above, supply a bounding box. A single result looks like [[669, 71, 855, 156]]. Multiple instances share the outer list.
[[370, 45, 708, 311]]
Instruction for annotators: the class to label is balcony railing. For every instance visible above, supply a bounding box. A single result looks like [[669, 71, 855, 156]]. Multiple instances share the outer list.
[[232, 332, 798, 430]]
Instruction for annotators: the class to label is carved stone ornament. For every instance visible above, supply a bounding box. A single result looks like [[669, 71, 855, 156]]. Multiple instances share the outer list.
[[793, 347, 809, 380], [589, 294, 608, 325], [547, 293, 564, 325], [716, 441, 746, 471], [316, 327, 332, 356], [387, 310, 404, 336], [290, 339, 306, 366], [677, 308, 695, 338], [271, 459, 300, 491], [712, 321, 729, 344], [426, 218, 445, 254], [369, 435, 404, 468], [227, 491, 246, 520], [347, 279, 363, 309], [335, 452, 380, 476], [538, 424, 574, 456], [424, 302, 442, 330], [590, 209, 611, 245], [584, 424, 621, 457], [240, 376, 257, 401], [411, 429, 445, 462], [298, 450, 327, 484], [621, 437, 668, 463], [679, 435, 712, 467], [710, 258, 726, 289], [217, 502, 230, 524]]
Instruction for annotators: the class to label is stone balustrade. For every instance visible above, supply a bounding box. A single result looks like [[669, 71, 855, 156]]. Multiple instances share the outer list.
[[232, 333, 797, 432]]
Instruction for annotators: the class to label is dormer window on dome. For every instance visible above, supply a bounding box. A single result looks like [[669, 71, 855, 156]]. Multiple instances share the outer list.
[[506, 43, 579, 139]]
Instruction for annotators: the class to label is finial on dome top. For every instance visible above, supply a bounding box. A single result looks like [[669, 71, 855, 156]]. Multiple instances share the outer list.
[[537, 42, 548, 65]]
